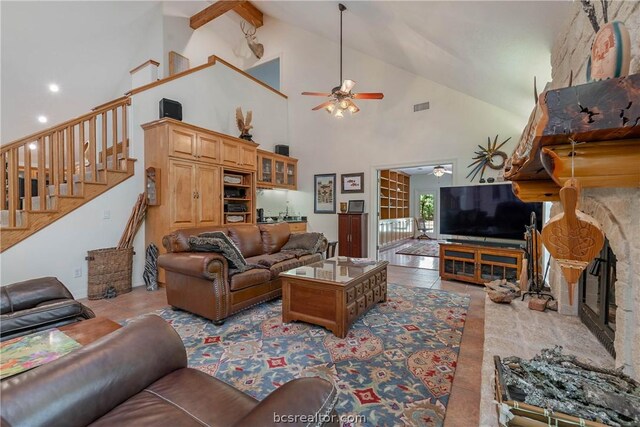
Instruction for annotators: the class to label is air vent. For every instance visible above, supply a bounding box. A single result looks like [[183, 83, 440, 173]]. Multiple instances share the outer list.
[[413, 102, 430, 112]]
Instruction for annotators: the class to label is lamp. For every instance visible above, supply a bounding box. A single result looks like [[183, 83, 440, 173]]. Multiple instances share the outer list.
[[433, 165, 446, 177]]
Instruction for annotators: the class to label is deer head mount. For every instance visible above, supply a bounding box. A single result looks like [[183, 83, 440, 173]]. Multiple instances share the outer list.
[[241, 21, 264, 59]]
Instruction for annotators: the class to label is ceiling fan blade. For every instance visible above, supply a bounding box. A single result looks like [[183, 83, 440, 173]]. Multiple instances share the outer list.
[[311, 100, 335, 111], [301, 92, 332, 97], [340, 79, 356, 93], [352, 93, 384, 100]]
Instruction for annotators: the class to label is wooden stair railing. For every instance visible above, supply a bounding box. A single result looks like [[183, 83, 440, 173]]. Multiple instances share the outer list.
[[1, 97, 134, 252]]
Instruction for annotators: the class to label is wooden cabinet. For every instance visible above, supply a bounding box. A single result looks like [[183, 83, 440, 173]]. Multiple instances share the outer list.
[[439, 242, 523, 285], [338, 213, 368, 257], [379, 170, 410, 219], [168, 160, 221, 228], [168, 127, 221, 163], [143, 118, 258, 277], [221, 139, 257, 170], [257, 149, 298, 189], [288, 222, 307, 233]]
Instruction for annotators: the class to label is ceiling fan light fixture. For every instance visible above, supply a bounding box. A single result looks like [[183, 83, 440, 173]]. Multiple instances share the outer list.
[[334, 109, 344, 118], [326, 103, 336, 113], [348, 104, 358, 114], [433, 166, 447, 177]]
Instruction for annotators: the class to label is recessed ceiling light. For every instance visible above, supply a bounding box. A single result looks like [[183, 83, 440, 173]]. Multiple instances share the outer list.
[[48, 83, 59, 93], [37, 115, 48, 123]]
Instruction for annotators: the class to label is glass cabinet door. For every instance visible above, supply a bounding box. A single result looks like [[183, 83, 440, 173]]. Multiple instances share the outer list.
[[286, 162, 296, 188], [260, 156, 273, 184], [275, 160, 285, 185]]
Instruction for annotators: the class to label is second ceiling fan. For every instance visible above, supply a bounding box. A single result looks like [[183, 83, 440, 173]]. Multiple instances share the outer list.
[[302, 3, 384, 117]]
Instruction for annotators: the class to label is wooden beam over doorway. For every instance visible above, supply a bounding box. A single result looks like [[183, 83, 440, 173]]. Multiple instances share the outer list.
[[190, 1, 263, 30]]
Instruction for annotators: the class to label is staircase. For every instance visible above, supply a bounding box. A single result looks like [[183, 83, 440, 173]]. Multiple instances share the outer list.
[[1, 97, 136, 252]]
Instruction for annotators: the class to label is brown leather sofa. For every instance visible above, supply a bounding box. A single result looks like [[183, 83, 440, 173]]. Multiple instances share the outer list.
[[1, 314, 338, 427], [158, 223, 327, 324], [1, 277, 95, 341]]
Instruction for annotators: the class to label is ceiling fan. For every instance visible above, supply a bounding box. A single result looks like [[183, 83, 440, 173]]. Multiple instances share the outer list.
[[301, 3, 384, 117], [431, 165, 452, 178]]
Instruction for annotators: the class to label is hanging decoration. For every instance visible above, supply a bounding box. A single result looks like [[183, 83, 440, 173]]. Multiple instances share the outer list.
[[466, 135, 510, 182], [541, 139, 605, 305]]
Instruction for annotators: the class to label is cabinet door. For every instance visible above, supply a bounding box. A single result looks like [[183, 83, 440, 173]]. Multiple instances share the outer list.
[[286, 161, 297, 189], [258, 154, 274, 185], [169, 160, 196, 228], [197, 134, 220, 164], [274, 159, 285, 186], [350, 215, 363, 257], [196, 165, 221, 226], [338, 215, 350, 256], [169, 128, 197, 160], [221, 140, 240, 167], [241, 146, 257, 169]]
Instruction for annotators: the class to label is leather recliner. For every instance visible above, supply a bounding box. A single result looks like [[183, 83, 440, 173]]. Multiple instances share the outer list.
[[0, 277, 95, 341], [1, 314, 338, 427]]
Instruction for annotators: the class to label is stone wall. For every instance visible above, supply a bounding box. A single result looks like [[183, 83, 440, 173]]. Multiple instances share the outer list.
[[549, 1, 640, 379]]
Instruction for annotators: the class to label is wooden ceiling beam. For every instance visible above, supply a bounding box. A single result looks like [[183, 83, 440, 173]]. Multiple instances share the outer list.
[[233, 2, 263, 28], [190, 1, 263, 30], [190, 1, 245, 30]]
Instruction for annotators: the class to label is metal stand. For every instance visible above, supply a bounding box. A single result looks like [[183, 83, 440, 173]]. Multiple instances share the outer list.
[[521, 212, 554, 301]]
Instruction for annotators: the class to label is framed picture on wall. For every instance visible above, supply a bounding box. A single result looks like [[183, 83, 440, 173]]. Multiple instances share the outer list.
[[314, 174, 336, 214], [341, 172, 364, 193], [347, 200, 365, 213]]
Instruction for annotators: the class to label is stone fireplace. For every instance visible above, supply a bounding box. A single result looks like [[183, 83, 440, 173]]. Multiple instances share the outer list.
[[549, 188, 639, 379], [544, 1, 640, 380], [579, 237, 617, 357]]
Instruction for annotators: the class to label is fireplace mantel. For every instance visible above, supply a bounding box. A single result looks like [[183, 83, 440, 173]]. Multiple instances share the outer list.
[[504, 73, 640, 202]]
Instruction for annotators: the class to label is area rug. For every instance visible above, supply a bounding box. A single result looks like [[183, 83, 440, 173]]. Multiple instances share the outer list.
[[150, 284, 469, 426], [396, 241, 443, 257]]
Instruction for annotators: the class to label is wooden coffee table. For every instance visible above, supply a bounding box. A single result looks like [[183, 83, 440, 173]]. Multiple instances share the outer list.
[[59, 316, 121, 345], [281, 258, 388, 338]]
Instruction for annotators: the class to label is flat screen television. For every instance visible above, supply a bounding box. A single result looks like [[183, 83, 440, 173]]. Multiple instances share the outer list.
[[440, 184, 542, 241]]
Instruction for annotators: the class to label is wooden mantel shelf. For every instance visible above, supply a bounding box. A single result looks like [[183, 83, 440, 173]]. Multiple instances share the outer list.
[[504, 73, 640, 202]]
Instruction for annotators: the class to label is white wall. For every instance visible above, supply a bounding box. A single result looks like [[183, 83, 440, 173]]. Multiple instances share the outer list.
[[244, 16, 524, 256], [1, 62, 288, 298], [0, 1, 164, 143]]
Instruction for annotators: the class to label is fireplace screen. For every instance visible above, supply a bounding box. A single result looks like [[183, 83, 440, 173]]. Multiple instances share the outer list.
[[579, 238, 616, 356]]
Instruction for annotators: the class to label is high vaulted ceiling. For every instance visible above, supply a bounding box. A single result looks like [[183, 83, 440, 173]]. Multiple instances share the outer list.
[[184, 0, 573, 118], [259, 1, 572, 117]]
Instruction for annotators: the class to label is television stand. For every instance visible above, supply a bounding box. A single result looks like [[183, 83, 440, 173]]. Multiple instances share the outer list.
[[439, 241, 524, 285], [448, 239, 523, 250]]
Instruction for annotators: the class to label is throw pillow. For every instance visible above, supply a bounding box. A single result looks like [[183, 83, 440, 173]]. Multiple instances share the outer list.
[[188, 232, 248, 271], [282, 232, 324, 253]]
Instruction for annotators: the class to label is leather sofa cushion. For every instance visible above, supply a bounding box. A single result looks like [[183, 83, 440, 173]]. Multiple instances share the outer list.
[[228, 226, 264, 258], [229, 268, 272, 291], [258, 223, 291, 254], [269, 258, 306, 279], [163, 226, 230, 253], [298, 253, 324, 265], [91, 368, 257, 427], [1, 277, 73, 314], [1, 300, 86, 335], [246, 252, 297, 268]]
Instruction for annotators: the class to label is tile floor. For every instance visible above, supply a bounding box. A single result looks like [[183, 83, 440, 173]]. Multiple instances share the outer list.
[[378, 239, 440, 270], [79, 265, 485, 426]]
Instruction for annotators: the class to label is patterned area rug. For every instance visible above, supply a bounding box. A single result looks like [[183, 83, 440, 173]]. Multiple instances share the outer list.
[[152, 284, 469, 426], [396, 241, 443, 257]]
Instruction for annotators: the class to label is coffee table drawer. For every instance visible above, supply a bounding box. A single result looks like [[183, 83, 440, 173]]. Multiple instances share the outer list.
[[347, 302, 358, 325], [346, 288, 355, 304]]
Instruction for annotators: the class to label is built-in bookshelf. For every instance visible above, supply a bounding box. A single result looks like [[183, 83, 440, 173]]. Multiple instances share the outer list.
[[223, 169, 254, 224], [379, 170, 410, 219]]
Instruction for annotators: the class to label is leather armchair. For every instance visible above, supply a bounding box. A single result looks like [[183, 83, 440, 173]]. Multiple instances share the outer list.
[[1, 315, 338, 427], [1, 277, 95, 341]]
